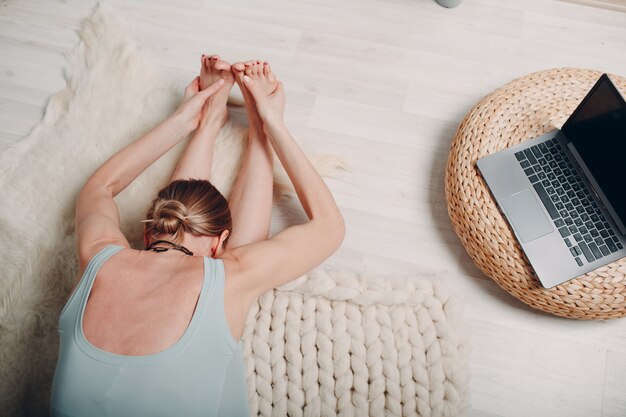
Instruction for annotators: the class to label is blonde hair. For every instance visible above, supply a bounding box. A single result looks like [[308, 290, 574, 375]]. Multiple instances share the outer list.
[[142, 179, 232, 248]]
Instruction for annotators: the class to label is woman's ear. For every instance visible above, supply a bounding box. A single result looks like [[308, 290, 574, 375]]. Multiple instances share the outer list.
[[219, 230, 230, 249]]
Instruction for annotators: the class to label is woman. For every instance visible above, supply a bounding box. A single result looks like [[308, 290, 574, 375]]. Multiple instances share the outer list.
[[50, 55, 345, 416]]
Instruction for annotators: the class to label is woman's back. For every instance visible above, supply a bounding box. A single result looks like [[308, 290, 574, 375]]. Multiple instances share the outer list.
[[50, 244, 249, 417], [82, 246, 225, 356]]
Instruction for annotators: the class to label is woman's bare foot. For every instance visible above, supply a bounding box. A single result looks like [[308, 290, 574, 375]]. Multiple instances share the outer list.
[[198, 54, 235, 127], [232, 60, 272, 133], [232, 60, 284, 126]]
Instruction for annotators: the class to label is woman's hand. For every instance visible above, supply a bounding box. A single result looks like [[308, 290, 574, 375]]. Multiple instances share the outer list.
[[234, 62, 285, 128], [174, 76, 225, 132]]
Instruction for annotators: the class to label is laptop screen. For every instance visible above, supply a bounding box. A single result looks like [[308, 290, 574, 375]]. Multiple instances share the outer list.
[[563, 74, 626, 233]]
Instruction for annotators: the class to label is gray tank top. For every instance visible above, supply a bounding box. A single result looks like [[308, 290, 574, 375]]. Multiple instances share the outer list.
[[50, 244, 250, 416]]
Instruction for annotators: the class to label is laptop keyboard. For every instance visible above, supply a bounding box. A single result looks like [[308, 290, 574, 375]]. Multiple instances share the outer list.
[[514, 138, 623, 267]]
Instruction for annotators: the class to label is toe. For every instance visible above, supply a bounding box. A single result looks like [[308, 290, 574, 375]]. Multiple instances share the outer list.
[[263, 62, 276, 82], [208, 56, 216, 70], [242, 74, 259, 95], [235, 70, 246, 84], [244, 63, 254, 77], [244, 60, 256, 74], [201, 55, 210, 69], [232, 62, 245, 72], [215, 59, 230, 71], [255, 61, 262, 77], [206, 55, 219, 68]]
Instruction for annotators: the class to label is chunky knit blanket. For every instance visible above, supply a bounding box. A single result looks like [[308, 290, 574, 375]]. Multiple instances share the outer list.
[[242, 270, 469, 416], [0, 3, 469, 416]]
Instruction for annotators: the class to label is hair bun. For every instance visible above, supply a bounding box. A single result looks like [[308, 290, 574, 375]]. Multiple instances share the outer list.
[[152, 199, 188, 233], [142, 179, 233, 249]]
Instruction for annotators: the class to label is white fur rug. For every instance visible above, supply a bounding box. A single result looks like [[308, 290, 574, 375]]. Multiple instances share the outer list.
[[0, 3, 470, 416]]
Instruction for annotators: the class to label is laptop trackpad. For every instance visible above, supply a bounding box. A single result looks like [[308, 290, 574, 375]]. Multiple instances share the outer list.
[[501, 189, 553, 243]]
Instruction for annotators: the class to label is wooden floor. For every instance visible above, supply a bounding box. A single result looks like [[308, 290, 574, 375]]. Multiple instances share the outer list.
[[2, 0, 626, 415]]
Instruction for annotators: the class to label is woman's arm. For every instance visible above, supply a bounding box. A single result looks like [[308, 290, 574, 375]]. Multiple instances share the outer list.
[[169, 72, 229, 182], [75, 78, 225, 270], [224, 116, 345, 304], [89, 115, 193, 197], [221, 76, 345, 304]]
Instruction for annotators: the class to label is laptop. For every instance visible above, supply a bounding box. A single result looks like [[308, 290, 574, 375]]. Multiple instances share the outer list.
[[477, 74, 626, 288]]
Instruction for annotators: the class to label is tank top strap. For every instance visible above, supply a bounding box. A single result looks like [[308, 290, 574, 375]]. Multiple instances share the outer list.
[[199, 257, 241, 351], [59, 244, 125, 324]]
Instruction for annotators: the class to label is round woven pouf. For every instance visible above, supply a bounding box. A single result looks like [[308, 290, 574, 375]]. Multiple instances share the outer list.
[[445, 67, 626, 320]]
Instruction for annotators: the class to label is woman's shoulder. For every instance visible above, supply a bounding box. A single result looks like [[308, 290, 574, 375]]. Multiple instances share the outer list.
[[78, 240, 131, 275]]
